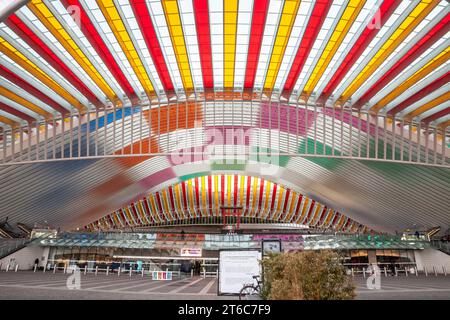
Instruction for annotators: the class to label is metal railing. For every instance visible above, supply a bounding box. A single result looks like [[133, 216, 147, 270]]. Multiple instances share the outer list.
[[0, 238, 29, 260], [40, 259, 184, 277], [1, 103, 448, 166], [343, 262, 448, 277], [430, 240, 450, 255]]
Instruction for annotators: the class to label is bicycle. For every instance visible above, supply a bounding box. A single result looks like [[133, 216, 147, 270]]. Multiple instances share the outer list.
[[239, 275, 262, 300]]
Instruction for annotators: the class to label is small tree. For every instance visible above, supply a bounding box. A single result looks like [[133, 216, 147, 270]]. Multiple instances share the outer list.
[[261, 250, 355, 300]]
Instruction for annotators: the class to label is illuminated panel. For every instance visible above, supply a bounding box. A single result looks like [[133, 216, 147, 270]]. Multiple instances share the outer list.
[[0, 64, 68, 115], [400, 85, 449, 116], [162, 0, 195, 92], [320, 0, 400, 102], [0, 86, 51, 118], [96, 0, 156, 99], [313, 0, 381, 98], [358, 12, 450, 111], [272, 0, 315, 92], [0, 91, 41, 121], [0, 41, 85, 111], [340, 0, 439, 102], [253, 0, 284, 90], [1, 79, 55, 114], [223, 0, 238, 89], [178, 0, 204, 91], [332, 1, 420, 102], [233, 0, 253, 89], [46, 0, 124, 101], [0, 114, 19, 127], [367, 38, 449, 110], [292, 0, 347, 96], [421, 104, 450, 124], [283, 0, 332, 93], [193, 0, 214, 88], [3, 17, 92, 108], [25, 1, 118, 103], [63, 0, 135, 99], [146, 0, 183, 92], [79, 0, 143, 98], [209, 0, 224, 88], [0, 101, 37, 123], [244, 0, 269, 89], [263, 0, 301, 91], [351, 2, 448, 104], [130, 0, 174, 92], [302, 0, 366, 96], [405, 93, 450, 120], [113, 0, 165, 96], [387, 72, 450, 115], [374, 49, 450, 108]]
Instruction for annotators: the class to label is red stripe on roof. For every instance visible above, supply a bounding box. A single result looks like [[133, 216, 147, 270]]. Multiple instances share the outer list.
[[244, 0, 270, 89], [0, 101, 35, 124], [421, 107, 450, 124], [6, 14, 102, 107], [388, 72, 450, 116], [130, 0, 175, 92], [63, 0, 137, 100], [193, 0, 214, 88], [0, 65, 68, 116], [283, 0, 333, 93]]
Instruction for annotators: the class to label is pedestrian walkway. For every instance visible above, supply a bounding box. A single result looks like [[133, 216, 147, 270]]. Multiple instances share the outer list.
[[0, 272, 449, 300]]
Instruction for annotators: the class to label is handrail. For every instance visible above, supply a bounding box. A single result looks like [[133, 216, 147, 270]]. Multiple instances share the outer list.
[[430, 240, 450, 255]]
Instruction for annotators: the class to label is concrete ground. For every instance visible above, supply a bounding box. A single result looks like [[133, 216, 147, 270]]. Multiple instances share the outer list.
[[0, 271, 449, 300]]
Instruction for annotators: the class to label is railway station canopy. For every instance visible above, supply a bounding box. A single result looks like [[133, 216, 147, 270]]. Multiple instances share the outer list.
[[0, 0, 449, 236]]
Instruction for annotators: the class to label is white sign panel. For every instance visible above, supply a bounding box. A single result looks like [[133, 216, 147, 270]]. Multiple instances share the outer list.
[[180, 248, 202, 257], [219, 250, 261, 295]]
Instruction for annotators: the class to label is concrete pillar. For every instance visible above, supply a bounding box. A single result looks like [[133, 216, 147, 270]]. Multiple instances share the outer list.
[[367, 250, 377, 265]]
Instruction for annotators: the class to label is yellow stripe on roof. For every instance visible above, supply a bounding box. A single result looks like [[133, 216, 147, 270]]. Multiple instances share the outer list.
[[0, 86, 51, 118], [303, 0, 366, 96], [28, 0, 117, 104], [97, 0, 155, 99], [0, 115, 19, 127], [224, 0, 239, 89], [162, 0, 194, 92], [405, 92, 450, 120], [263, 0, 301, 91], [0, 38, 85, 111], [373, 49, 450, 110]]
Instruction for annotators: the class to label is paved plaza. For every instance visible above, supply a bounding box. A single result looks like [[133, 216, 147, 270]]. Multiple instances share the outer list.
[[0, 271, 449, 300]]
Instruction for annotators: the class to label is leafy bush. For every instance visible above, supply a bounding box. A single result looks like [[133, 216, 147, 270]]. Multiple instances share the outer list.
[[261, 250, 355, 300]]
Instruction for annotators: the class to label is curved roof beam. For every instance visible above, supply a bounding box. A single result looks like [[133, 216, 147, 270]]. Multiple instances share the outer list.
[[0, 0, 29, 23]]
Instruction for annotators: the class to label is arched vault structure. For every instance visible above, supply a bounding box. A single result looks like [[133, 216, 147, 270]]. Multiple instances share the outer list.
[[0, 0, 449, 234]]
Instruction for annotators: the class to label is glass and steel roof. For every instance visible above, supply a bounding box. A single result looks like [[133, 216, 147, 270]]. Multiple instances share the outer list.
[[0, 0, 448, 127], [87, 174, 369, 233], [0, 0, 449, 235]]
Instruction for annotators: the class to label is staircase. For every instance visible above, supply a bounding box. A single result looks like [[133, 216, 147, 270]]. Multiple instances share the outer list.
[[430, 240, 450, 256], [0, 238, 31, 260]]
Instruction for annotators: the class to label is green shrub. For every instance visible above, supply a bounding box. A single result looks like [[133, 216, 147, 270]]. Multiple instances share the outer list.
[[261, 250, 355, 300]]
